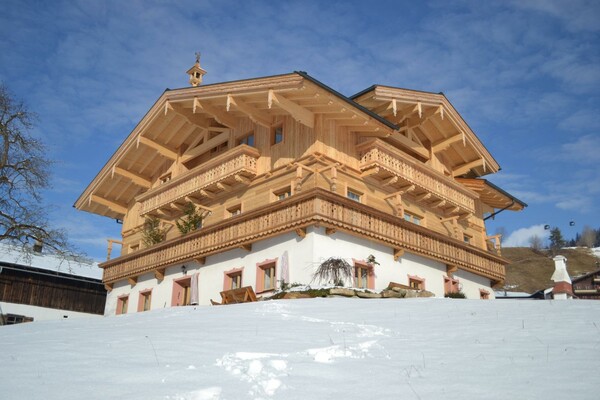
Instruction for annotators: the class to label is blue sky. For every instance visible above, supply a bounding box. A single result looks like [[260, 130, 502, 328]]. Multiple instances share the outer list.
[[1, 0, 598, 261]]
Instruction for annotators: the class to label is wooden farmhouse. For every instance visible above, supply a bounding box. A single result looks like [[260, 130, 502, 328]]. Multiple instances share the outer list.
[[0, 243, 106, 324], [75, 58, 525, 314]]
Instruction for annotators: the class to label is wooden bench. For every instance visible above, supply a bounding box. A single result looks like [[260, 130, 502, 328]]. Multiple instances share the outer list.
[[211, 286, 259, 305]]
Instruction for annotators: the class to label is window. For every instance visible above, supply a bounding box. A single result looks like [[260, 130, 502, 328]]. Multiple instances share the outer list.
[[408, 275, 425, 290], [463, 234, 472, 244], [224, 268, 244, 291], [444, 277, 459, 295], [404, 212, 421, 225], [271, 124, 284, 145], [210, 142, 228, 154], [172, 277, 192, 306], [480, 289, 490, 300], [256, 259, 277, 293], [129, 243, 140, 254], [273, 186, 292, 201], [3, 314, 33, 325], [227, 204, 242, 218], [159, 173, 171, 185], [238, 132, 255, 147], [116, 295, 129, 315], [347, 188, 362, 203], [354, 262, 374, 290], [138, 290, 152, 312]]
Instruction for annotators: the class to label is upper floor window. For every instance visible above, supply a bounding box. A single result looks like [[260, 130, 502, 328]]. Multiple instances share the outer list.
[[138, 290, 152, 312], [159, 173, 171, 185], [463, 234, 472, 244], [404, 212, 421, 225], [228, 204, 242, 218], [210, 142, 228, 154], [273, 186, 292, 201], [271, 124, 284, 145], [347, 188, 362, 203], [238, 132, 255, 147]]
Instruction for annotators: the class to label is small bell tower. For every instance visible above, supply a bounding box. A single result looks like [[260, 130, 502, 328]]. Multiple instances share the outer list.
[[186, 52, 207, 87]]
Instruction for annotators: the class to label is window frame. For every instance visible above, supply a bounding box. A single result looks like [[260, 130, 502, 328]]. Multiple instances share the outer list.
[[256, 258, 278, 293], [138, 289, 152, 312], [408, 274, 426, 290], [271, 124, 284, 146], [227, 204, 242, 218], [353, 260, 375, 290], [237, 131, 255, 147], [223, 267, 244, 291], [272, 185, 292, 202], [346, 188, 362, 203], [116, 295, 129, 315]]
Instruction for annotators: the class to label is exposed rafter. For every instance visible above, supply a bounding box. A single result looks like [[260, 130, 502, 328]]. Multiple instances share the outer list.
[[432, 133, 463, 153], [137, 136, 178, 160], [112, 166, 151, 189], [386, 132, 430, 160], [181, 130, 229, 163], [193, 98, 238, 129], [452, 158, 484, 177], [90, 194, 127, 215], [226, 94, 272, 128], [268, 90, 314, 128], [167, 101, 210, 128]]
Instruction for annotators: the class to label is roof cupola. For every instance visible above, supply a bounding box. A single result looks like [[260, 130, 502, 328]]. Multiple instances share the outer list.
[[186, 52, 207, 87]]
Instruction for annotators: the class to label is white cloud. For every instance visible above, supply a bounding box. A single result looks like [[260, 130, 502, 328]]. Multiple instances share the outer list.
[[504, 224, 549, 247]]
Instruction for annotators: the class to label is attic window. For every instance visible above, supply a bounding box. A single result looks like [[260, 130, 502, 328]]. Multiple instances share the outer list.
[[271, 124, 283, 145], [227, 204, 242, 218], [210, 142, 228, 154], [347, 188, 362, 203], [159, 173, 171, 185], [273, 186, 292, 201], [238, 132, 255, 147]]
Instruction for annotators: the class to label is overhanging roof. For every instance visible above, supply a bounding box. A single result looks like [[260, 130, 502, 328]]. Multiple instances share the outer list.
[[456, 178, 527, 211]]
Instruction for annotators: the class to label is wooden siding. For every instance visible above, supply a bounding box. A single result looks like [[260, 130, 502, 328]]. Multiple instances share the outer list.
[[0, 266, 106, 314]]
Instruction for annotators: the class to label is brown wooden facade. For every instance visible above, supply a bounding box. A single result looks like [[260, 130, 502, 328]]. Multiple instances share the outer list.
[[572, 269, 600, 299], [75, 67, 525, 289], [0, 263, 106, 316]]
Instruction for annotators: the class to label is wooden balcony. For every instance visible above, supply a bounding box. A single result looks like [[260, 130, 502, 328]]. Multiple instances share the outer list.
[[357, 139, 476, 215], [137, 145, 260, 216], [101, 188, 505, 284]]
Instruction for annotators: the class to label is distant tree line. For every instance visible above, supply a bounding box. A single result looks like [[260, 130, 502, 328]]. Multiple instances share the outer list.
[[529, 225, 599, 254]]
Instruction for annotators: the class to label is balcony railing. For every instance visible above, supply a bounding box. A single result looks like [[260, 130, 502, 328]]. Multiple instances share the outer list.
[[101, 188, 505, 284], [357, 139, 476, 214], [137, 145, 260, 215]]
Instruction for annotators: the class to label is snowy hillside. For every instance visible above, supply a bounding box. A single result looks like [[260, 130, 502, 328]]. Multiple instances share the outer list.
[[1, 298, 599, 400]]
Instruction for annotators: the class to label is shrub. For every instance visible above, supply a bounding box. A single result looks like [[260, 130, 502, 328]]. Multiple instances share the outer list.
[[445, 291, 467, 299], [312, 257, 353, 286]]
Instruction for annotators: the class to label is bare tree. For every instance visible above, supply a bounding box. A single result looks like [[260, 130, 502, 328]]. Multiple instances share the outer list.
[[578, 225, 597, 248], [0, 83, 79, 258], [528, 234, 543, 252]]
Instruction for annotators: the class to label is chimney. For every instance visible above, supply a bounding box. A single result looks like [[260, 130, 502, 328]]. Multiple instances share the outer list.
[[551, 255, 573, 300]]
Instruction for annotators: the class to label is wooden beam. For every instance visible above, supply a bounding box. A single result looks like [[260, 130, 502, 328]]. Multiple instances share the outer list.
[[386, 132, 430, 159], [90, 195, 127, 215], [295, 227, 307, 239], [325, 227, 336, 235], [104, 283, 113, 291], [194, 98, 238, 129], [216, 182, 231, 192], [138, 136, 178, 160], [452, 158, 484, 177], [360, 166, 380, 177], [382, 176, 398, 186], [194, 257, 206, 265], [393, 248, 405, 261], [268, 90, 314, 128], [398, 184, 415, 194], [234, 174, 251, 185], [154, 268, 165, 281], [168, 101, 210, 128], [432, 133, 462, 153], [447, 264, 458, 275], [416, 193, 432, 202], [226, 94, 272, 128], [128, 276, 137, 287], [431, 199, 447, 208], [181, 130, 229, 163], [112, 166, 151, 189], [200, 189, 215, 199], [240, 243, 252, 252]]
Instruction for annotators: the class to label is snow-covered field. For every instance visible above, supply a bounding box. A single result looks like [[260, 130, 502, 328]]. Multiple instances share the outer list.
[[1, 298, 599, 400]]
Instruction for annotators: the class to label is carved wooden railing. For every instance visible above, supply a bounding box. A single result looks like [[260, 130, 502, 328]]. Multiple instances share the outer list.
[[138, 145, 260, 215], [101, 188, 505, 283], [357, 139, 476, 214]]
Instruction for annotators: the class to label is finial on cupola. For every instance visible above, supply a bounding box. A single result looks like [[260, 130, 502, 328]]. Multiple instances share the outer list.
[[186, 52, 207, 87]]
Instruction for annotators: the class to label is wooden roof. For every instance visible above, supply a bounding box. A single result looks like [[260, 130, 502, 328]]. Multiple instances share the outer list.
[[75, 72, 505, 219], [456, 178, 526, 211], [351, 85, 500, 178]]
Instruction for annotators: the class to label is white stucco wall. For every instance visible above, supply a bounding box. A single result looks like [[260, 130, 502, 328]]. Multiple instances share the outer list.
[[104, 226, 497, 315], [1, 301, 102, 322]]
